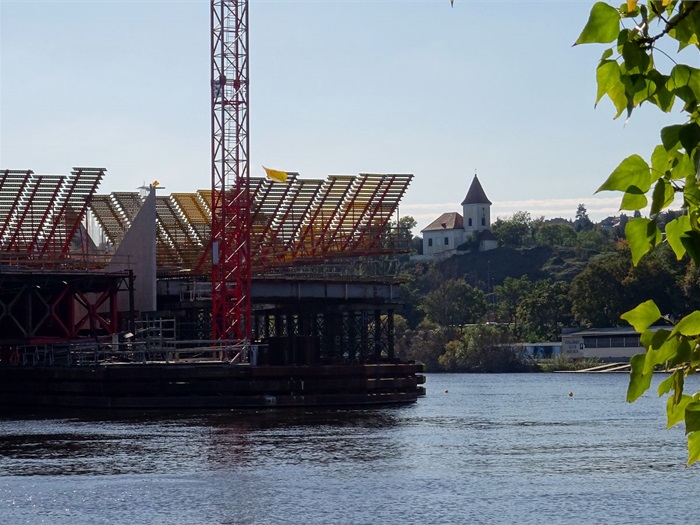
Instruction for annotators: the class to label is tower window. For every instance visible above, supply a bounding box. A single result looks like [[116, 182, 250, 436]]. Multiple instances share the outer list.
[[468, 218, 472, 227], [482, 217, 486, 226], [428, 238, 433, 247], [444, 237, 449, 245]]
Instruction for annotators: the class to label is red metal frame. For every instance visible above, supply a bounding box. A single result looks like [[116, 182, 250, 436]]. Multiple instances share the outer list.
[[41, 167, 104, 256], [293, 176, 353, 258], [6, 175, 43, 252], [210, 0, 251, 341], [0, 170, 32, 248]]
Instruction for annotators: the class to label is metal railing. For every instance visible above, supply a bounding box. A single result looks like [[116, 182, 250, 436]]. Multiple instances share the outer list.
[[9, 339, 264, 367]]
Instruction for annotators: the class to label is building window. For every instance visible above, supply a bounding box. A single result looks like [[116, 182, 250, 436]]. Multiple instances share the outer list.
[[481, 217, 486, 226], [444, 237, 449, 245], [468, 218, 472, 227], [428, 238, 433, 247]]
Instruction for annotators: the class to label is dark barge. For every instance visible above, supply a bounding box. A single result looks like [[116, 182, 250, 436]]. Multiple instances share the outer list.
[[0, 361, 424, 410]]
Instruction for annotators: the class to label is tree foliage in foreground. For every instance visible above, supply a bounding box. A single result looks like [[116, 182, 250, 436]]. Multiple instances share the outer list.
[[577, 0, 700, 465]]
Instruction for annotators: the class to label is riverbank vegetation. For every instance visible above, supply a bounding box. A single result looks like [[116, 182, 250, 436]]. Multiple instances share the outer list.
[[395, 205, 696, 373]]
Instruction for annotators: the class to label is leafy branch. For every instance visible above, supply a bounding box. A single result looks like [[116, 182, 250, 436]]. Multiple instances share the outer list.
[[577, 0, 700, 466]]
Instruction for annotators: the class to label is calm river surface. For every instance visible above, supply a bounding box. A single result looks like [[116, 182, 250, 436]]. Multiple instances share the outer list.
[[1, 373, 698, 525]]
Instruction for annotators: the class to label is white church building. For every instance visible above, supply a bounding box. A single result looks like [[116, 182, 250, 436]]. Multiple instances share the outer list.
[[421, 175, 498, 257]]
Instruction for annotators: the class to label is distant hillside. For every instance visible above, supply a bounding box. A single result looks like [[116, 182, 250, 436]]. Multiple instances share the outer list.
[[434, 246, 598, 288]]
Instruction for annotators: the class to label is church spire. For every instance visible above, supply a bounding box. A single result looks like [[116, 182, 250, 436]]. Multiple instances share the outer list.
[[461, 174, 491, 206]]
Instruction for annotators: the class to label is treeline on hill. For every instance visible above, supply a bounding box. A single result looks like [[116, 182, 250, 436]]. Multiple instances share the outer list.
[[395, 206, 699, 372]]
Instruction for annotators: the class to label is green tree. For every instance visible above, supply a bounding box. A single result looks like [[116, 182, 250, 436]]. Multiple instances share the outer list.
[[570, 250, 632, 327], [535, 222, 578, 247], [494, 276, 534, 332], [491, 211, 532, 247], [389, 215, 418, 253], [576, 226, 614, 252], [398, 319, 456, 372], [574, 203, 594, 232], [577, 0, 700, 464], [517, 280, 573, 342], [438, 325, 530, 372], [420, 278, 486, 327]]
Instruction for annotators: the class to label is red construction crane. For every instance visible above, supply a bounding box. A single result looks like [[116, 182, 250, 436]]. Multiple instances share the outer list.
[[210, 0, 252, 341]]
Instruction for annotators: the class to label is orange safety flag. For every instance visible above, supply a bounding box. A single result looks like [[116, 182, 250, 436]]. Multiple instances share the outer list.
[[263, 166, 288, 183]]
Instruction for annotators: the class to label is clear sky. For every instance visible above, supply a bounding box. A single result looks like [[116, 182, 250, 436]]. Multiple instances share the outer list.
[[0, 0, 687, 232]]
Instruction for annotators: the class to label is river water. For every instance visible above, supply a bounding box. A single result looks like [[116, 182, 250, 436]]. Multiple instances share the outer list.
[[0, 373, 697, 525]]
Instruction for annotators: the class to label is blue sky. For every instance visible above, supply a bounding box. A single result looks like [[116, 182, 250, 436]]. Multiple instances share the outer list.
[[0, 1, 686, 232]]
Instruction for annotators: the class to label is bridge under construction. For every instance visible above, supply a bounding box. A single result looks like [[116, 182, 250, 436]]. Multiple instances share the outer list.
[[0, 167, 424, 408]]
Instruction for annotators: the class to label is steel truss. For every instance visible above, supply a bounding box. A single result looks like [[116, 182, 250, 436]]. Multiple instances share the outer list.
[[251, 307, 396, 365], [0, 271, 128, 342]]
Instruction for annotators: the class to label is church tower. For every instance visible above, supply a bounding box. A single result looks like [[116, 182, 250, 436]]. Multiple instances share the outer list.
[[461, 174, 491, 233]]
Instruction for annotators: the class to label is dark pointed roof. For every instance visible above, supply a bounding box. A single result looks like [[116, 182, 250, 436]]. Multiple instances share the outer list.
[[461, 175, 491, 205], [421, 212, 463, 232]]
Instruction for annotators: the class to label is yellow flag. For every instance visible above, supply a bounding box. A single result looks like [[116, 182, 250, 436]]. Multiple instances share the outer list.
[[263, 166, 288, 183]]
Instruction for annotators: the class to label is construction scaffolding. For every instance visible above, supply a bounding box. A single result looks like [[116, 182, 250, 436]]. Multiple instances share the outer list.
[[87, 173, 413, 275], [0, 168, 104, 263]]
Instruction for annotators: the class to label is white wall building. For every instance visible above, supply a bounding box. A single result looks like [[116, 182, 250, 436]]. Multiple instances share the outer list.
[[421, 175, 498, 257], [561, 327, 664, 361]]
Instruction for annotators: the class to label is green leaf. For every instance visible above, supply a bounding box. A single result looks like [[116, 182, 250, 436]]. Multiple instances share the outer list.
[[652, 78, 675, 112], [658, 369, 677, 396], [668, 339, 692, 370], [625, 218, 661, 265], [687, 431, 700, 466], [667, 65, 700, 102], [609, 81, 629, 118], [684, 174, 700, 207], [673, 367, 685, 405], [650, 179, 675, 215], [679, 122, 700, 154], [669, 9, 700, 47], [651, 144, 671, 177], [685, 401, 700, 433], [621, 300, 661, 332], [600, 48, 613, 62], [670, 151, 694, 180], [627, 352, 653, 402], [597, 154, 651, 193], [667, 393, 693, 428], [643, 334, 679, 374], [642, 327, 671, 350], [575, 2, 621, 45], [671, 311, 700, 337], [632, 77, 656, 107], [619, 186, 647, 210], [622, 41, 650, 74], [596, 60, 621, 106], [682, 230, 700, 266], [665, 215, 690, 260], [661, 124, 683, 151]]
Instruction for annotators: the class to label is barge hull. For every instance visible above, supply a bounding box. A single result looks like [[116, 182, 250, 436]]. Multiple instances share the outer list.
[[0, 362, 425, 410]]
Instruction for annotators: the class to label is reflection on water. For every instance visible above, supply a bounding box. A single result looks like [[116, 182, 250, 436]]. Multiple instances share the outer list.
[[0, 408, 406, 477], [1, 374, 698, 525]]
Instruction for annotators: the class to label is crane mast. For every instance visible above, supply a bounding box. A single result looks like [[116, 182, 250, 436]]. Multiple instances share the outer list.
[[210, 0, 251, 341]]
